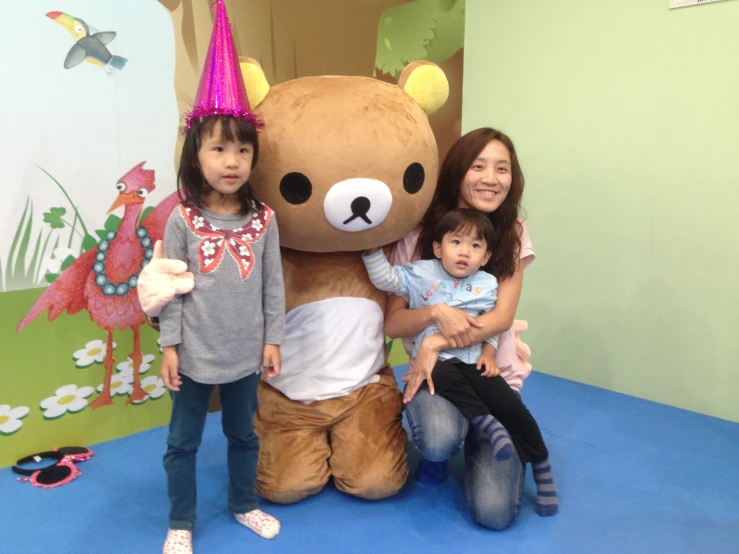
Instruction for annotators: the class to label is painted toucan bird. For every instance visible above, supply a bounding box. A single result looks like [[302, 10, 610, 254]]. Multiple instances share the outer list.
[[46, 11, 127, 73]]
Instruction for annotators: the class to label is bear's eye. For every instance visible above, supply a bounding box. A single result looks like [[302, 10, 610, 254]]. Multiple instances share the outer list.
[[280, 172, 313, 205], [403, 163, 425, 194]]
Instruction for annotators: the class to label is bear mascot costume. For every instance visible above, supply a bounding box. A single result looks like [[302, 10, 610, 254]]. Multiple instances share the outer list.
[[140, 56, 449, 503]]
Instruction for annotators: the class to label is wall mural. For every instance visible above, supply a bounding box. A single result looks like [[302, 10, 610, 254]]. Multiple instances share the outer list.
[[0, 0, 178, 467], [0, 0, 464, 467]]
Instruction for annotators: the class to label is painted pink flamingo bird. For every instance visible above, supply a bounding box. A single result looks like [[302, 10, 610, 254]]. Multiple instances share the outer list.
[[18, 162, 179, 408]]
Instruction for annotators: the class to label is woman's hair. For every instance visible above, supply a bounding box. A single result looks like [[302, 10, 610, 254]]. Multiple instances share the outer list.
[[433, 208, 495, 253], [416, 127, 524, 279], [177, 115, 262, 215]]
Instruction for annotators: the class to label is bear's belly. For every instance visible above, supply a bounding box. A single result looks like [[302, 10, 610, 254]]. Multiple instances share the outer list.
[[269, 297, 385, 403]]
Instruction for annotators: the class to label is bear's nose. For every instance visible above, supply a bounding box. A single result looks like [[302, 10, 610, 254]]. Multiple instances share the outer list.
[[344, 197, 371, 225], [323, 178, 392, 232]]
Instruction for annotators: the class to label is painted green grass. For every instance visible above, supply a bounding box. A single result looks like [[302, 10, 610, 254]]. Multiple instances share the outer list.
[[1, 167, 156, 293], [2, 168, 87, 292]]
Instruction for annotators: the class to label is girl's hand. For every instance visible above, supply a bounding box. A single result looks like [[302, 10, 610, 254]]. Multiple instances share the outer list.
[[161, 346, 182, 391], [432, 304, 483, 349], [263, 345, 282, 378], [476, 346, 501, 378], [403, 336, 441, 404]]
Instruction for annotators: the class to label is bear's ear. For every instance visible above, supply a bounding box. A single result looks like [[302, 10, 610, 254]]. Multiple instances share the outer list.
[[397, 61, 449, 116], [239, 57, 270, 108]]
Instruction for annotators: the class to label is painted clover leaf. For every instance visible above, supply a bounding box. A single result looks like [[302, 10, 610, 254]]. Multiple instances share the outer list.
[[43, 207, 67, 229]]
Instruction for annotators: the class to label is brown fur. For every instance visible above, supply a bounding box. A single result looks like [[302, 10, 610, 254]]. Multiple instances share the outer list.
[[251, 75, 438, 252], [281, 245, 394, 312], [241, 60, 447, 503], [255, 366, 406, 503]]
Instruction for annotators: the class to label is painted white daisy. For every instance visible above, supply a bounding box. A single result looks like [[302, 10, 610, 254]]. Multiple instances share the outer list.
[[242, 233, 253, 240], [251, 220, 263, 231], [131, 376, 167, 405], [40, 385, 95, 419], [116, 354, 156, 376], [97, 372, 134, 397], [0, 405, 30, 436], [202, 241, 216, 257], [239, 245, 249, 256], [72, 339, 116, 368], [157, 338, 163, 354], [193, 216, 204, 229]]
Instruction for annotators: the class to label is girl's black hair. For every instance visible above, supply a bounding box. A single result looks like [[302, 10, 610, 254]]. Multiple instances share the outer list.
[[177, 115, 262, 215]]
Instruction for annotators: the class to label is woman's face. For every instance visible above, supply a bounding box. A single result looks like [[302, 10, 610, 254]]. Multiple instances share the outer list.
[[457, 139, 512, 213]]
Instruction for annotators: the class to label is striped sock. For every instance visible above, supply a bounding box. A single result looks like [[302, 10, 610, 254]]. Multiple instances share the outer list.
[[532, 460, 558, 516], [470, 415, 514, 461]]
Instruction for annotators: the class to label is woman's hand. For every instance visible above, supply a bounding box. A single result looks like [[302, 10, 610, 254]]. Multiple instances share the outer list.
[[432, 304, 483, 349], [403, 335, 444, 404]]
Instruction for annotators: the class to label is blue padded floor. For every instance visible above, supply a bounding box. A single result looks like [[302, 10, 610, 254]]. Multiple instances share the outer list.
[[2, 367, 738, 554]]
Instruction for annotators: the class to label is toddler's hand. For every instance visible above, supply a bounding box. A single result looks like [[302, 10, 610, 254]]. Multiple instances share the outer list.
[[476, 349, 500, 378]]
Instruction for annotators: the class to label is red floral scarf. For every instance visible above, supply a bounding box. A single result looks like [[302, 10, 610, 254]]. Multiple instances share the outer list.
[[180, 204, 273, 280]]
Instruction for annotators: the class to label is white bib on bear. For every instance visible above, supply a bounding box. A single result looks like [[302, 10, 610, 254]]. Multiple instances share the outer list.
[[270, 297, 385, 403]]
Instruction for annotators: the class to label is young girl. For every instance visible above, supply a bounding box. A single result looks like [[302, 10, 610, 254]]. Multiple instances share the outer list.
[[363, 208, 556, 517], [158, 113, 285, 553], [156, 3, 284, 552]]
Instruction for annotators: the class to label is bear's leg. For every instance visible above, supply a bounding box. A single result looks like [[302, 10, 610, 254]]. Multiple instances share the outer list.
[[254, 381, 331, 504], [330, 366, 408, 500]]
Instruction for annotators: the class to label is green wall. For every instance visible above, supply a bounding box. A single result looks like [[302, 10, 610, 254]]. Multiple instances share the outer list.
[[463, 0, 739, 422]]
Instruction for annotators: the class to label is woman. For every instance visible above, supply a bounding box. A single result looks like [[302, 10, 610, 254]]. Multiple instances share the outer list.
[[388, 127, 536, 530]]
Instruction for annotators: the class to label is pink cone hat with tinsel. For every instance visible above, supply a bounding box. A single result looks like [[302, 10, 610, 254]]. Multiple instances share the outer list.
[[182, 0, 262, 132]]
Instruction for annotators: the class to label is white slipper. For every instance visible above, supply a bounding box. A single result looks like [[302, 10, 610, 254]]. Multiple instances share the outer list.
[[163, 529, 193, 554], [234, 509, 281, 539]]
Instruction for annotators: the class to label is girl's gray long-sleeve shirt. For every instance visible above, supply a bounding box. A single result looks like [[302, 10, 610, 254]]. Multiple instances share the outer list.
[[159, 204, 285, 385]]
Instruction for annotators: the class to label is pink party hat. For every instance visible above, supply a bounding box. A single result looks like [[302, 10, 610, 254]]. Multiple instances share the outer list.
[[182, 0, 262, 132]]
